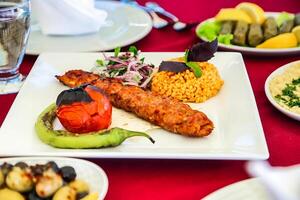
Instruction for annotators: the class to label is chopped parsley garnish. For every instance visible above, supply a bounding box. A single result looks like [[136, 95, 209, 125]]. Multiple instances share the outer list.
[[275, 77, 300, 108]]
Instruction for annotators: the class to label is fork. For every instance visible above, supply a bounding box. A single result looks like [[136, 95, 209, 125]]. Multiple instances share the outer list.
[[145, 2, 197, 31]]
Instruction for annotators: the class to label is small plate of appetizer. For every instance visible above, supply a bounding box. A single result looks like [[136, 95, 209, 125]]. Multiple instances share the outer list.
[[0, 41, 268, 160], [0, 157, 108, 200], [196, 2, 300, 56], [265, 60, 300, 121]]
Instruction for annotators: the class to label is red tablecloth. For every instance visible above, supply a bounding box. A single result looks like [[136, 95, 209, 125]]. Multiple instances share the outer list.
[[1, 0, 300, 199]]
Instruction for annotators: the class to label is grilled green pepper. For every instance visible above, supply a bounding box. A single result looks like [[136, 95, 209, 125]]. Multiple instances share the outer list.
[[35, 104, 155, 149]]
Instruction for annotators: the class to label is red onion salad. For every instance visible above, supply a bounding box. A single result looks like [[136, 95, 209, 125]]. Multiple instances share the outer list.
[[92, 46, 157, 88]]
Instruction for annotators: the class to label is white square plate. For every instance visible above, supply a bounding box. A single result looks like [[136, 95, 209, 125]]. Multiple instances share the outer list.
[[0, 52, 269, 160]]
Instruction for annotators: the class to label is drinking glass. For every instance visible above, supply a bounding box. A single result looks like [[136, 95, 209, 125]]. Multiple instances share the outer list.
[[0, 0, 30, 94]]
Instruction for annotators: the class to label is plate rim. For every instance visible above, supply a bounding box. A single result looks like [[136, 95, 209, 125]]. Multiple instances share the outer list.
[[0, 156, 109, 200], [264, 60, 300, 121], [202, 178, 269, 200], [26, 0, 152, 55], [196, 12, 300, 55], [0, 52, 269, 160]]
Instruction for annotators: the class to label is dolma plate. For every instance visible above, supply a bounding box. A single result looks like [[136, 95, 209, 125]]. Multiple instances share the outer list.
[[0, 52, 269, 160], [196, 12, 300, 56]]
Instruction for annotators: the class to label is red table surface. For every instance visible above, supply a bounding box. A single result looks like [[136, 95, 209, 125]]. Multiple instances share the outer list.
[[1, 0, 300, 199]]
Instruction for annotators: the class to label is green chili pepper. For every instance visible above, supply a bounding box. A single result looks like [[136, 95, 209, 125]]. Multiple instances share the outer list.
[[35, 104, 155, 149]]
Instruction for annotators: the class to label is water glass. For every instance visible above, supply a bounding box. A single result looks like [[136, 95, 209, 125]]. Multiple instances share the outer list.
[[0, 0, 30, 94]]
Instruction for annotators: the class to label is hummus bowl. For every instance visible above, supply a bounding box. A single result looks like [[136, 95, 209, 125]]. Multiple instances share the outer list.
[[265, 60, 300, 121]]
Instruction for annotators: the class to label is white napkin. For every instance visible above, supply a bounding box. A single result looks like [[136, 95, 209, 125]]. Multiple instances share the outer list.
[[31, 0, 107, 35], [246, 161, 300, 200]]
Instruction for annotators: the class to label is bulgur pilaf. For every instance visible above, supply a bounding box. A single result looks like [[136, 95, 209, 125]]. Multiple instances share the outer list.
[[151, 61, 224, 103]]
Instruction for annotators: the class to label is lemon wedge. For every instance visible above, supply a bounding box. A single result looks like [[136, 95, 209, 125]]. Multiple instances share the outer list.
[[292, 25, 300, 43], [215, 8, 252, 24], [236, 2, 266, 24], [256, 33, 298, 48]]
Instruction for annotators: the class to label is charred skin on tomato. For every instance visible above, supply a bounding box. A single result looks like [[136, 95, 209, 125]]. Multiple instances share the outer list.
[[56, 85, 112, 133]]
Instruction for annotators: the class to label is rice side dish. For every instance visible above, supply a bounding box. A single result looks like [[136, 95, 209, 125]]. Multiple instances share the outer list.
[[151, 59, 224, 103], [269, 62, 300, 114]]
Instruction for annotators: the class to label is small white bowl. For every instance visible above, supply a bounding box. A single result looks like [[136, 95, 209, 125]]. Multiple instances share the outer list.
[[0, 157, 109, 200], [265, 60, 300, 121]]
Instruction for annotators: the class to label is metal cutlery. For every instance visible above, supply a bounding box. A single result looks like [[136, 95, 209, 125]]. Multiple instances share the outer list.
[[145, 2, 196, 31], [122, 1, 169, 29]]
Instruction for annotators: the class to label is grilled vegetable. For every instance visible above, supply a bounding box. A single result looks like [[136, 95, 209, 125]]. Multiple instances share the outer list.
[[35, 169, 63, 198], [69, 180, 89, 194], [6, 167, 34, 192], [263, 17, 278, 40], [52, 186, 76, 200], [56, 85, 112, 133], [248, 24, 263, 46], [0, 188, 25, 200], [233, 21, 249, 46], [35, 104, 155, 149]]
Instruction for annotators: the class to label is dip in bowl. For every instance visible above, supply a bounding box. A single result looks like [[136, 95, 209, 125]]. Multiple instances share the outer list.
[[265, 60, 300, 121]]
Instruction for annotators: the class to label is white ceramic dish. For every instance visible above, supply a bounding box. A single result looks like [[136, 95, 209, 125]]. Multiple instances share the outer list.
[[0, 52, 269, 160], [26, 1, 152, 55], [203, 178, 272, 200], [196, 12, 300, 56], [0, 157, 108, 200], [265, 60, 300, 121]]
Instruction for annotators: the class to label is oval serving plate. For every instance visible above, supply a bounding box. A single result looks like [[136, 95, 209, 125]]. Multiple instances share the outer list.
[[196, 12, 300, 56], [265, 60, 300, 121], [0, 157, 109, 200], [203, 178, 272, 200]]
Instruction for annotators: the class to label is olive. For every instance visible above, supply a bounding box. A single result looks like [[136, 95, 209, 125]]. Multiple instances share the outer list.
[[30, 164, 45, 177], [14, 162, 29, 169], [60, 166, 76, 182], [0, 162, 13, 176], [80, 193, 99, 200], [76, 192, 88, 200], [45, 161, 59, 173]]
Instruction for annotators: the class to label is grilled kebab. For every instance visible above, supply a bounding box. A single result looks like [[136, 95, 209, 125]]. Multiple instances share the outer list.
[[56, 70, 214, 137]]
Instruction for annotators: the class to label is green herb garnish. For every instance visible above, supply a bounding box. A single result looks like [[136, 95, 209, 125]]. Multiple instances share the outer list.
[[184, 50, 202, 78], [129, 46, 138, 56], [275, 78, 300, 108], [114, 47, 121, 57], [96, 59, 105, 67]]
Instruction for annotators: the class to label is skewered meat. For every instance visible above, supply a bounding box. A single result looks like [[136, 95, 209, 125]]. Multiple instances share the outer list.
[[56, 70, 214, 137]]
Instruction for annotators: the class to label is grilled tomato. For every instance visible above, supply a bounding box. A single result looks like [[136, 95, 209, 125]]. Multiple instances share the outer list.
[[56, 85, 112, 133]]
